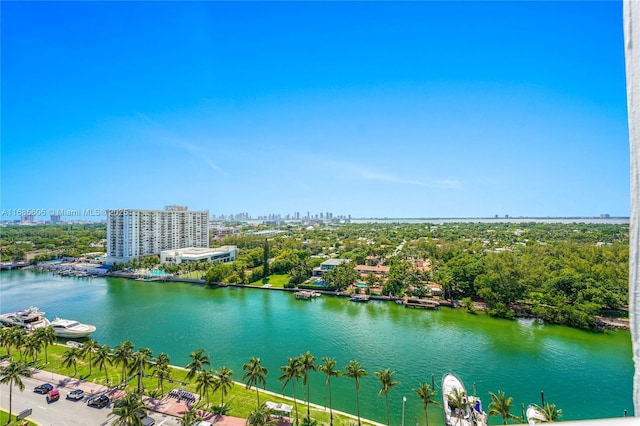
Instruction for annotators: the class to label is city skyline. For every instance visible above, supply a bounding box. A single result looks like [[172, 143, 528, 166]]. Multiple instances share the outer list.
[[1, 1, 630, 219]]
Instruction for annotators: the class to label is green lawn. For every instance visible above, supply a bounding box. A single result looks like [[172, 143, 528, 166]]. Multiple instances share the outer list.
[[247, 274, 290, 288], [1, 344, 377, 425], [0, 410, 36, 425]]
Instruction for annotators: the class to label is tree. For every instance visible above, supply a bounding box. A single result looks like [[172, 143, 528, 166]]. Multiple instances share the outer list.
[[215, 366, 234, 406], [488, 390, 521, 424], [179, 408, 203, 426], [80, 338, 98, 376], [318, 357, 341, 426], [246, 402, 278, 426], [94, 344, 112, 384], [186, 348, 210, 380], [243, 357, 268, 408], [299, 351, 317, 419], [23, 333, 41, 362], [36, 326, 56, 364], [535, 402, 563, 422], [413, 382, 441, 426], [263, 239, 270, 278], [110, 391, 148, 425], [113, 341, 135, 384], [279, 357, 302, 426], [196, 369, 217, 406], [344, 360, 368, 426], [129, 347, 153, 393], [374, 368, 399, 426], [153, 352, 171, 395], [447, 388, 471, 425], [62, 347, 81, 377], [0, 361, 32, 424]]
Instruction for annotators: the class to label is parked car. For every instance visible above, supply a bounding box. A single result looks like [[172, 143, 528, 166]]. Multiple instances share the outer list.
[[140, 416, 155, 426], [34, 383, 53, 394], [87, 394, 109, 408], [66, 389, 85, 401], [46, 389, 60, 403]]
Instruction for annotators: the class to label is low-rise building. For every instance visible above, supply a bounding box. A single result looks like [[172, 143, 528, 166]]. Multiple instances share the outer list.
[[312, 258, 349, 277], [160, 246, 238, 265]]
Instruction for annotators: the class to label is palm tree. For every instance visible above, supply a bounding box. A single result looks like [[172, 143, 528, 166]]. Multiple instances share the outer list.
[[488, 390, 521, 424], [129, 347, 153, 393], [0, 327, 15, 358], [279, 357, 302, 426], [93, 344, 113, 384], [318, 357, 341, 426], [246, 402, 278, 426], [36, 326, 56, 364], [10, 328, 26, 361], [535, 402, 563, 422], [374, 368, 399, 426], [179, 408, 203, 426], [62, 347, 81, 377], [413, 382, 441, 426], [23, 332, 41, 363], [215, 366, 234, 406], [344, 360, 368, 426], [113, 341, 135, 384], [153, 353, 172, 396], [447, 388, 471, 425], [80, 338, 98, 376], [185, 348, 210, 380], [110, 391, 148, 425], [195, 369, 217, 406], [299, 351, 316, 419], [243, 356, 268, 408], [0, 360, 32, 424]]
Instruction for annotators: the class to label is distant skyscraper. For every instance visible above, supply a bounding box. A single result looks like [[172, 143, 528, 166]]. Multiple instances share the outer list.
[[50, 214, 62, 224], [106, 206, 208, 263]]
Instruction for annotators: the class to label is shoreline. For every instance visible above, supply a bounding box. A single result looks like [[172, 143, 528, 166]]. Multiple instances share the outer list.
[[16, 266, 633, 331]]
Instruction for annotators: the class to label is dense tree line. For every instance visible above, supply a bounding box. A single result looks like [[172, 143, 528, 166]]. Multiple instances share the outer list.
[[1, 224, 106, 261]]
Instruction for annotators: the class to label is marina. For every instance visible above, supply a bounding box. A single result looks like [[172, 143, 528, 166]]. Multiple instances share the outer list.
[[0, 269, 634, 425]]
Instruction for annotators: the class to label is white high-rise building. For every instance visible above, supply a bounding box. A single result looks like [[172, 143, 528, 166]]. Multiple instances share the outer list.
[[106, 207, 209, 264]]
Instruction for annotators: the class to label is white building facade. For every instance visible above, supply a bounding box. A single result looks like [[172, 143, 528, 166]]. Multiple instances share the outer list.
[[106, 207, 209, 263], [160, 246, 238, 265]]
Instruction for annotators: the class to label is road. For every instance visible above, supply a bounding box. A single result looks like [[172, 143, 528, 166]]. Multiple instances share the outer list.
[[0, 375, 180, 426]]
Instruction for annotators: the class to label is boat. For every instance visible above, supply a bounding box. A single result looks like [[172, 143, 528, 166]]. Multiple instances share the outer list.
[[526, 404, 548, 425], [442, 373, 488, 426], [349, 294, 370, 302], [50, 317, 96, 338], [0, 306, 51, 330], [405, 297, 440, 309], [295, 290, 321, 300]]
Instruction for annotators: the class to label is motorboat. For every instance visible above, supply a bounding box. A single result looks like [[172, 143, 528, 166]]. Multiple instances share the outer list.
[[442, 373, 488, 426], [349, 294, 370, 302], [526, 404, 548, 425], [50, 317, 96, 338], [0, 306, 51, 330]]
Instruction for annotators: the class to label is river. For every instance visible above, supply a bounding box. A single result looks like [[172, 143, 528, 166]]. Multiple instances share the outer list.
[[0, 270, 633, 425]]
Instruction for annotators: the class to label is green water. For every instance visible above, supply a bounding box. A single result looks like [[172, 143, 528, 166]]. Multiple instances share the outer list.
[[0, 270, 633, 424]]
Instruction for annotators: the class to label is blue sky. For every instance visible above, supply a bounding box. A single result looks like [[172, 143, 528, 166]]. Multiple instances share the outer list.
[[1, 1, 630, 219]]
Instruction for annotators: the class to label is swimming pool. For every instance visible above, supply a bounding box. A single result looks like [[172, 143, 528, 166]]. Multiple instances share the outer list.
[[356, 282, 367, 288]]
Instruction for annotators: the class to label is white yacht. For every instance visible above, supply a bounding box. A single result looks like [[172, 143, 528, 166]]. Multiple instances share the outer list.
[[442, 373, 488, 426], [0, 306, 51, 330], [526, 404, 548, 425], [50, 317, 96, 338]]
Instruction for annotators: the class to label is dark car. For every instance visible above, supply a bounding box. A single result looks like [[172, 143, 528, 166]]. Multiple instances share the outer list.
[[66, 389, 85, 401], [87, 394, 109, 408], [34, 383, 54, 394]]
